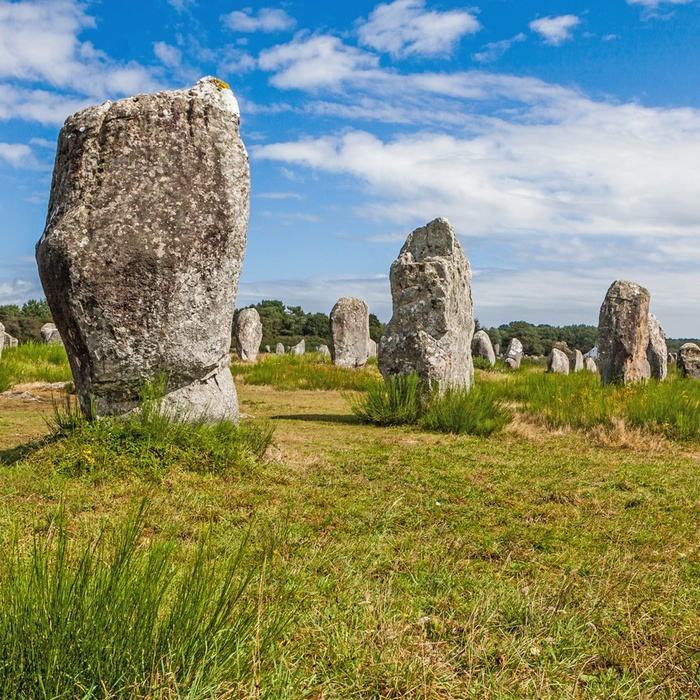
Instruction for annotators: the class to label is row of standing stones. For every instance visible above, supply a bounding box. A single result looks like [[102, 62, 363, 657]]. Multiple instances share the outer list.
[[32, 79, 696, 422]]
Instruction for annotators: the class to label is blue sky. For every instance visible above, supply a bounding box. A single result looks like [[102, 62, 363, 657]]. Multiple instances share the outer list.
[[2, 0, 700, 337]]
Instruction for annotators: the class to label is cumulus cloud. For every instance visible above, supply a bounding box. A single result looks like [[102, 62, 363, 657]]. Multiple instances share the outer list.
[[258, 34, 380, 89], [473, 33, 526, 63], [0, 84, 91, 125], [529, 15, 580, 46], [153, 41, 182, 68], [222, 7, 296, 33], [0, 142, 36, 168], [356, 0, 480, 58]]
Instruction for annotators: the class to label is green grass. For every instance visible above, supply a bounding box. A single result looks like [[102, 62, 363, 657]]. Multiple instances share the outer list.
[[232, 352, 380, 391], [0, 341, 72, 390], [0, 501, 289, 699]]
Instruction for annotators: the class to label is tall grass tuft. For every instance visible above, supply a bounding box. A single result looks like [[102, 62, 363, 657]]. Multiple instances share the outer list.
[[0, 502, 289, 698], [0, 342, 72, 387], [347, 373, 427, 426]]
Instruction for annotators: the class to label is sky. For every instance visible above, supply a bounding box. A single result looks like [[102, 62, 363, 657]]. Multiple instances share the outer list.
[[1, 0, 700, 337]]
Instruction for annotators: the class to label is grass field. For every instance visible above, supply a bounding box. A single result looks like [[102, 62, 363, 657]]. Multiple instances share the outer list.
[[2, 351, 700, 697]]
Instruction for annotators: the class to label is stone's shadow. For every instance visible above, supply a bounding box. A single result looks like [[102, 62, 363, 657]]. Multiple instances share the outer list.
[[0, 434, 56, 467], [270, 413, 362, 425]]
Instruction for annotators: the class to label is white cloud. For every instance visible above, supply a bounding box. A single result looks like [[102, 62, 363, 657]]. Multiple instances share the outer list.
[[0, 84, 91, 125], [529, 15, 580, 46], [258, 34, 380, 89], [0, 142, 36, 168], [153, 41, 182, 68], [357, 0, 480, 58], [473, 33, 526, 63], [222, 7, 296, 33]]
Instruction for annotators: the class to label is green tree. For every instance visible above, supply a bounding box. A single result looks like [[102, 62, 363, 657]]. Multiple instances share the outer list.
[[369, 313, 386, 344], [21, 299, 52, 322]]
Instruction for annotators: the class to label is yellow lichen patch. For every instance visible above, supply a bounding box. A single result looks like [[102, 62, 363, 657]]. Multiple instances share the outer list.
[[209, 78, 230, 90]]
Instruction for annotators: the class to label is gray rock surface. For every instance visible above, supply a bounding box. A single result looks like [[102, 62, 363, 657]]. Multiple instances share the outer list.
[[235, 307, 262, 362], [678, 343, 700, 379], [330, 297, 370, 369], [275, 343, 285, 355], [547, 347, 570, 374], [265, 345, 271, 353], [4, 332, 18, 348], [378, 217, 474, 391], [0, 322, 4, 358], [36, 77, 249, 421], [290, 339, 305, 356], [368, 338, 377, 358], [647, 313, 667, 381], [570, 349, 584, 373], [584, 357, 598, 372], [40, 323, 63, 345], [317, 344, 330, 356], [597, 280, 651, 385], [505, 338, 523, 369], [471, 330, 496, 366]]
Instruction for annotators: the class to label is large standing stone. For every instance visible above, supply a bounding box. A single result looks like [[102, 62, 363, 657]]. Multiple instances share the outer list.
[[378, 217, 474, 391], [647, 313, 667, 381], [275, 343, 285, 355], [504, 338, 523, 369], [290, 339, 305, 356], [547, 347, 570, 374], [330, 297, 370, 369], [596, 280, 651, 385], [471, 330, 496, 366], [570, 349, 584, 373], [317, 344, 330, 357], [0, 322, 4, 358], [235, 307, 262, 362], [678, 343, 700, 379], [36, 77, 249, 420], [368, 338, 377, 358], [3, 332, 17, 348], [40, 323, 63, 345], [584, 357, 598, 372]]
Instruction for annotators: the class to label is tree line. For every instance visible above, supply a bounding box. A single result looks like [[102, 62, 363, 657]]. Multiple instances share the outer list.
[[0, 300, 53, 343], [481, 320, 598, 357]]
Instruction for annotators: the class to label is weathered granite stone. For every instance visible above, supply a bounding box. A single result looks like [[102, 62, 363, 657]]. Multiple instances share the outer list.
[[317, 344, 330, 356], [5, 333, 17, 348], [471, 330, 496, 366], [36, 77, 249, 421], [40, 323, 63, 345], [330, 297, 370, 369], [493, 343, 500, 357], [0, 322, 4, 358], [275, 343, 285, 355], [368, 338, 377, 358], [585, 357, 598, 372], [378, 217, 474, 391], [505, 338, 523, 369], [290, 339, 305, 355], [265, 345, 271, 353], [547, 347, 570, 374], [597, 280, 651, 385], [235, 307, 262, 362], [570, 349, 584, 373], [647, 313, 667, 381], [678, 343, 700, 379]]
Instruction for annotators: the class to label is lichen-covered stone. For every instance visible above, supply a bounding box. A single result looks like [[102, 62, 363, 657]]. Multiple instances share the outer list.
[[597, 280, 651, 385], [378, 217, 474, 391], [471, 330, 495, 366], [40, 323, 63, 345], [3, 331, 17, 348], [678, 343, 700, 379], [0, 322, 4, 358], [505, 338, 523, 369], [290, 339, 305, 355], [585, 357, 597, 372], [36, 77, 249, 420], [647, 313, 667, 381], [235, 307, 262, 362], [368, 338, 377, 358], [275, 343, 285, 355], [330, 297, 370, 369], [570, 349, 584, 373], [547, 347, 569, 374], [317, 344, 330, 356]]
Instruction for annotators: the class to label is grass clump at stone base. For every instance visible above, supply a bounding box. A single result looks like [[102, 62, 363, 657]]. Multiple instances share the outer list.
[[0, 502, 289, 699], [347, 373, 511, 436], [0, 341, 72, 390], [231, 352, 380, 392]]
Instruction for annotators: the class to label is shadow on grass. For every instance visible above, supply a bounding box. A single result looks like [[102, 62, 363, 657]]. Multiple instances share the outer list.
[[270, 413, 363, 425], [0, 433, 57, 467]]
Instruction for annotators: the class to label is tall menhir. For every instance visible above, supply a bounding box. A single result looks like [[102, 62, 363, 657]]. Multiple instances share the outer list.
[[36, 77, 249, 421]]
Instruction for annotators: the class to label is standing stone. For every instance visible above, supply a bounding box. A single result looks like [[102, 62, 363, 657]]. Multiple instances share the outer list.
[[504, 338, 523, 369], [368, 338, 377, 358], [290, 339, 305, 355], [597, 280, 651, 385], [265, 345, 271, 353], [275, 343, 285, 355], [471, 330, 496, 366], [330, 297, 370, 369], [3, 332, 17, 348], [570, 349, 584, 373], [36, 78, 249, 420], [584, 357, 597, 372], [317, 344, 330, 357], [678, 343, 700, 379], [647, 313, 667, 381], [40, 323, 63, 345], [378, 217, 474, 391], [547, 347, 570, 374], [493, 343, 500, 357], [0, 322, 4, 358], [235, 307, 263, 362]]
